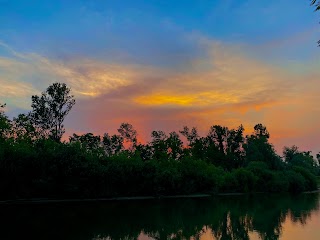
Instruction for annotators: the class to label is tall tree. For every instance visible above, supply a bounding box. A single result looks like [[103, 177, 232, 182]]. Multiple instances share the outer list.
[[245, 124, 282, 169], [179, 126, 199, 146], [117, 123, 137, 150], [253, 123, 270, 139], [12, 113, 39, 142], [208, 125, 229, 154], [166, 131, 183, 160], [30, 83, 75, 142], [102, 133, 124, 156], [150, 130, 168, 160]]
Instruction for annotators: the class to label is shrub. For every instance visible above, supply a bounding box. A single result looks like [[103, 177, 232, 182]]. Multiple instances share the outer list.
[[292, 166, 318, 191], [287, 171, 306, 193]]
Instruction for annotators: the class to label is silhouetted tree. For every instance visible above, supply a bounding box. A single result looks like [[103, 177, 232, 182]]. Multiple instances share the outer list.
[[69, 133, 101, 151], [283, 145, 300, 162], [1, 84, 320, 199], [102, 133, 124, 156], [253, 123, 270, 139], [208, 125, 230, 154], [12, 113, 39, 142], [166, 131, 183, 160], [245, 124, 282, 170], [151, 130, 168, 160], [179, 126, 199, 146], [135, 143, 153, 161], [0, 103, 11, 140], [205, 125, 246, 169], [118, 123, 137, 150], [30, 83, 75, 142], [283, 145, 318, 174], [226, 125, 246, 167]]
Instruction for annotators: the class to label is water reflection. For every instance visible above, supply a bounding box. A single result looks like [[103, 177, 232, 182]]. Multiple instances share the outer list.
[[0, 193, 318, 240]]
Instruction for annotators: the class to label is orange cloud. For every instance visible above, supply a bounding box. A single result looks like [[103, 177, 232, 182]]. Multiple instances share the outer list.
[[1, 39, 320, 153]]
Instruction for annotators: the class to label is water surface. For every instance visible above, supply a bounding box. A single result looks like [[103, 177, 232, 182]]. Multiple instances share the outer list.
[[1, 193, 319, 240]]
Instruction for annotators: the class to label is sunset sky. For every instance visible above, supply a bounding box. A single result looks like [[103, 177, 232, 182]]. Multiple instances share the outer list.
[[1, 0, 320, 154]]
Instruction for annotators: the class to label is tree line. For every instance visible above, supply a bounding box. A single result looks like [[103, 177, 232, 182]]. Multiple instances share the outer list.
[[0, 83, 319, 199]]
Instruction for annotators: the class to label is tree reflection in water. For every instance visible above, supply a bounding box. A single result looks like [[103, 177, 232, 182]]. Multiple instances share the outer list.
[[0, 193, 318, 240]]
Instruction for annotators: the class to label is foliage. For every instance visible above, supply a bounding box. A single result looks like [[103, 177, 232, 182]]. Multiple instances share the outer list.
[[244, 124, 283, 170], [283, 145, 319, 175], [118, 123, 137, 151], [30, 83, 75, 142], [0, 83, 319, 200], [0, 103, 11, 140], [311, 0, 320, 11]]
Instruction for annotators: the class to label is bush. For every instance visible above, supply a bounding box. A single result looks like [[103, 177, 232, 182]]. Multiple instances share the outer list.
[[0, 137, 317, 199], [268, 172, 289, 193], [292, 167, 318, 191], [233, 168, 257, 192], [247, 161, 273, 192], [287, 171, 307, 193], [179, 158, 223, 194], [221, 168, 256, 193]]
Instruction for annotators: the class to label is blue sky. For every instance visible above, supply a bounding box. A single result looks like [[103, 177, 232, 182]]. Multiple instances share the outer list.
[[1, 0, 320, 153], [1, 0, 318, 62]]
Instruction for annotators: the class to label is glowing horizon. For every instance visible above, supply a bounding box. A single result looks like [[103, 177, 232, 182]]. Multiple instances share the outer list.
[[1, 0, 320, 154]]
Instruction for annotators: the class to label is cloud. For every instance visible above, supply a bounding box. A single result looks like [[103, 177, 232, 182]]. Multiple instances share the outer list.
[[1, 38, 320, 154], [0, 43, 144, 108]]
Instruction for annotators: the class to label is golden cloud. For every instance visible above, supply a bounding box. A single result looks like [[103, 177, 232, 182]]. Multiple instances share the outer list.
[[1, 39, 320, 154], [135, 91, 239, 106]]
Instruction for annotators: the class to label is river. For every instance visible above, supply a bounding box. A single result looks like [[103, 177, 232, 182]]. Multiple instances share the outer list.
[[0, 193, 319, 240]]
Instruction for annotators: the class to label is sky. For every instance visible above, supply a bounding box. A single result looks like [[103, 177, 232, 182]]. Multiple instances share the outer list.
[[0, 0, 320, 154]]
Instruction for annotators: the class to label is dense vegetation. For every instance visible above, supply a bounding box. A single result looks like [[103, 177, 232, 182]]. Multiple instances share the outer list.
[[0, 83, 319, 200]]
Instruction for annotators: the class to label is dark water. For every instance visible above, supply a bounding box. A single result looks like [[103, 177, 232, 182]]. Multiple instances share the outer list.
[[0, 193, 319, 240]]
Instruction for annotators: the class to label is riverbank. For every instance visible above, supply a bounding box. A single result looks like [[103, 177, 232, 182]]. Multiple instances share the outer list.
[[0, 194, 211, 205], [1, 190, 319, 205]]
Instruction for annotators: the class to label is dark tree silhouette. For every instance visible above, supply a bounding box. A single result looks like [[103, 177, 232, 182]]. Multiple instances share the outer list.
[[283, 145, 300, 163], [12, 113, 39, 142], [30, 83, 75, 142], [253, 123, 270, 139], [0, 103, 11, 139], [208, 125, 229, 154], [151, 130, 169, 160], [179, 126, 199, 146], [1, 84, 319, 200], [70, 133, 102, 151], [311, 0, 320, 11], [166, 131, 183, 160], [102, 133, 124, 156], [118, 123, 137, 150]]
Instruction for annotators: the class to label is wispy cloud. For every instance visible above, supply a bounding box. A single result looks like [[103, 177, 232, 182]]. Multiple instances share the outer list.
[[1, 38, 320, 153], [0, 42, 142, 108]]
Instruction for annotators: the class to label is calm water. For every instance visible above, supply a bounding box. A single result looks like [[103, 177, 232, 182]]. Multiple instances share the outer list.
[[0, 193, 319, 240]]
